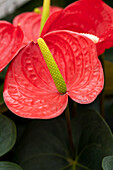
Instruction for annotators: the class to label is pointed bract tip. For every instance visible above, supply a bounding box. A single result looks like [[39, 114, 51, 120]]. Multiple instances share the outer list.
[[80, 33, 99, 44]]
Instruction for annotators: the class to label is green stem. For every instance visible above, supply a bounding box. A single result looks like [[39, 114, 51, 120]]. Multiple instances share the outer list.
[[72, 164, 76, 170], [65, 104, 75, 159], [40, 0, 50, 35], [99, 54, 105, 118]]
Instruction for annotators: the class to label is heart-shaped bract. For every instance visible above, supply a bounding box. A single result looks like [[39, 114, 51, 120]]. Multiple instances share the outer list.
[[41, 0, 113, 55], [3, 30, 104, 119], [0, 21, 23, 72], [13, 6, 62, 45]]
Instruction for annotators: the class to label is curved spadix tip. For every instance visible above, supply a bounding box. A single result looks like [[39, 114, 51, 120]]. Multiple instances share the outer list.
[[34, 8, 41, 14]]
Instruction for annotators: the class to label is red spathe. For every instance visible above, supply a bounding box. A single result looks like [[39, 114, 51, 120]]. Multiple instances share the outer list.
[[41, 0, 113, 55], [0, 21, 23, 72], [4, 31, 104, 119]]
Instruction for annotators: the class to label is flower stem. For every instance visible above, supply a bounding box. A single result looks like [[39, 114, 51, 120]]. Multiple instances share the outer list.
[[99, 54, 105, 118], [40, 0, 50, 35], [72, 164, 76, 170], [65, 104, 75, 159], [68, 98, 77, 118]]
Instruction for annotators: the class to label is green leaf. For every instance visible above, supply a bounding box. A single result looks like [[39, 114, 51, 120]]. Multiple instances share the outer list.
[[72, 110, 113, 170], [0, 162, 22, 170], [14, 118, 70, 170], [0, 114, 17, 156], [102, 156, 113, 170], [14, 110, 113, 170]]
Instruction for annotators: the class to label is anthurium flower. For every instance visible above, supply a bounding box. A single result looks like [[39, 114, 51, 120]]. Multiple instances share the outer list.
[[0, 5, 61, 72], [3, 30, 104, 119], [0, 21, 23, 72], [41, 0, 113, 55], [13, 6, 62, 45]]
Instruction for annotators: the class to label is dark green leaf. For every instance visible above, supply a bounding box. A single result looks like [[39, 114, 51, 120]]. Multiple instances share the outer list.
[[14, 110, 113, 170], [72, 110, 113, 170], [14, 117, 71, 170], [0, 162, 22, 170], [102, 156, 113, 170], [0, 114, 17, 156]]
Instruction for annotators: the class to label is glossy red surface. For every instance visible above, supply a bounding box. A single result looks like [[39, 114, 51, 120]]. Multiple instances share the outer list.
[[13, 6, 62, 45], [41, 0, 113, 55], [4, 31, 104, 118], [0, 21, 23, 72]]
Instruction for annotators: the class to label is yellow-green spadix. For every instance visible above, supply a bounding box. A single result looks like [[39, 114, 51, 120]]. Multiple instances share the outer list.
[[37, 37, 67, 94]]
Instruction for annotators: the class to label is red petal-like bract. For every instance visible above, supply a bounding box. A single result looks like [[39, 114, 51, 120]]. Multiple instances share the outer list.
[[0, 21, 23, 72], [41, 0, 113, 55], [13, 6, 62, 45], [4, 30, 104, 119]]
